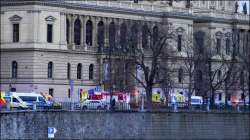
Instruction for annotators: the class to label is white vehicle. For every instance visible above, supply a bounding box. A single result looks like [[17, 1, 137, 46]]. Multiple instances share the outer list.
[[11, 92, 51, 109], [80, 100, 108, 110], [191, 96, 203, 106], [3, 93, 28, 109]]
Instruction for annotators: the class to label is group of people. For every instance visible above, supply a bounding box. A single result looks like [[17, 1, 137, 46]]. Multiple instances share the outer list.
[[0, 92, 6, 109]]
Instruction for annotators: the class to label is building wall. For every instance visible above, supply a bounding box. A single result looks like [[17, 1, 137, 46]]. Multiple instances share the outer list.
[[0, 111, 249, 139], [0, 1, 249, 102]]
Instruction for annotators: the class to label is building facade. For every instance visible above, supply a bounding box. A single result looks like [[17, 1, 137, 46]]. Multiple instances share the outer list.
[[0, 0, 249, 103]]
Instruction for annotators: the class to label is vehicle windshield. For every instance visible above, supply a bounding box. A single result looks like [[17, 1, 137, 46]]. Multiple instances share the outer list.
[[19, 96, 37, 102], [38, 97, 46, 103], [191, 99, 200, 103]]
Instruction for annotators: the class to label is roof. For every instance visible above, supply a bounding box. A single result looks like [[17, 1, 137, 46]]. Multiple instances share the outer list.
[[10, 92, 42, 97]]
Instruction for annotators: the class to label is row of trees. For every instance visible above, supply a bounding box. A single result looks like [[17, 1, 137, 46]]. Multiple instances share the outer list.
[[104, 19, 249, 110]]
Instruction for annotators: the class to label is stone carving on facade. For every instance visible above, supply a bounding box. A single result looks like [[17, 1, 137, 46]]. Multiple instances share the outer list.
[[9, 15, 22, 22], [45, 16, 56, 22], [243, 2, 247, 15], [215, 31, 223, 37], [235, 2, 239, 13], [209, 1, 216, 10], [176, 27, 185, 34], [225, 32, 232, 38], [186, 0, 191, 8]]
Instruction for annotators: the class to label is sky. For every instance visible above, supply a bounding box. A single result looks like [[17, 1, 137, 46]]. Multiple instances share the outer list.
[[239, 0, 249, 14]]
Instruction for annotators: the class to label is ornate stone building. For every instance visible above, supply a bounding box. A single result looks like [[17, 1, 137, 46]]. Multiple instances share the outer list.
[[0, 0, 249, 102]]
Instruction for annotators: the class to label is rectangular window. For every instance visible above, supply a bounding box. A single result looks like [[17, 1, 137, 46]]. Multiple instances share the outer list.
[[226, 39, 230, 55], [177, 35, 182, 52], [49, 88, 54, 97], [13, 24, 19, 42], [47, 24, 53, 43], [219, 93, 222, 101], [67, 63, 71, 79], [68, 88, 71, 98], [216, 38, 221, 54]]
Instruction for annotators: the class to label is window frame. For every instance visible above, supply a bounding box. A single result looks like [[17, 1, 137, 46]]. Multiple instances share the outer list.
[[86, 20, 93, 46], [47, 24, 53, 43], [13, 23, 19, 42], [48, 61, 53, 79], [89, 64, 94, 80], [77, 63, 82, 79], [67, 63, 71, 80], [11, 61, 18, 79], [177, 35, 182, 52]]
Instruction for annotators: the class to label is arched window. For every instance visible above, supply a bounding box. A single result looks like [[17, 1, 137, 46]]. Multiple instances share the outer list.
[[131, 24, 138, 49], [67, 63, 71, 79], [120, 23, 127, 49], [77, 63, 82, 79], [48, 62, 53, 79], [142, 24, 149, 49], [226, 38, 230, 55], [11, 61, 18, 78], [86, 20, 93, 46], [153, 26, 158, 45], [66, 19, 70, 44], [178, 35, 182, 52], [89, 64, 94, 80], [178, 68, 183, 83], [97, 21, 105, 51], [74, 18, 81, 45], [109, 22, 116, 49]]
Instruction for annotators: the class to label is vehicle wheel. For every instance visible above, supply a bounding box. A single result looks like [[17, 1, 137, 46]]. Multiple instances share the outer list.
[[97, 106, 102, 110], [104, 105, 107, 110], [82, 106, 87, 110]]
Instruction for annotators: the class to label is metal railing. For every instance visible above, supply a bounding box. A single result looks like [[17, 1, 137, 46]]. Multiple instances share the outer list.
[[1, 100, 249, 113]]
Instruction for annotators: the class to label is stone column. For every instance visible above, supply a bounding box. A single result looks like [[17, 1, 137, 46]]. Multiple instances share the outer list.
[[60, 12, 67, 49], [104, 17, 109, 48], [92, 16, 97, 49], [82, 16, 87, 50], [116, 18, 120, 49], [66, 14, 72, 45], [138, 20, 142, 49], [80, 15, 85, 48], [71, 15, 77, 50]]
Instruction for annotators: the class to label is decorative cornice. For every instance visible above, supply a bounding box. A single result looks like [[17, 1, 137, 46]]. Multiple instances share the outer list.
[[1, 1, 249, 25], [176, 27, 185, 33], [215, 31, 223, 37], [225, 32, 232, 37], [27, 10, 41, 13], [45, 16, 56, 22], [9, 15, 22, 22]]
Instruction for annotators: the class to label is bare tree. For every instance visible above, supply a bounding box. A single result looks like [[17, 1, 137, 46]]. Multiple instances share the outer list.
[[235, 29, 250, 107], [193, 30, 241, 107], [120, 21, 176, 110]]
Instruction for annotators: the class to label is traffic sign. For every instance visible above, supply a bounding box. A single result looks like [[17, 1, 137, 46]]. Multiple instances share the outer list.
[[48, 127, 57, 138]]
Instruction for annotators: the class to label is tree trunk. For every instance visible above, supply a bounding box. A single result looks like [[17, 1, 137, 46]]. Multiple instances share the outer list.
[[211, 88, 215, 107], [146, 87, 152, 111], [248, 72, 250, 107], [225, 81, 229, 107], [188, 73, 192, 109]]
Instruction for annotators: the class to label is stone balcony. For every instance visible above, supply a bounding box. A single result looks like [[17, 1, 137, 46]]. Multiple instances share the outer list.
[[66, 0, 192, 15], [194, 8, 249, 22], [66, 0, 249, 22]]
